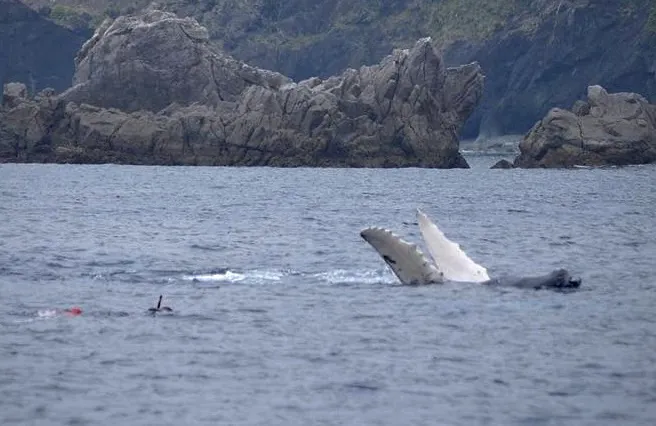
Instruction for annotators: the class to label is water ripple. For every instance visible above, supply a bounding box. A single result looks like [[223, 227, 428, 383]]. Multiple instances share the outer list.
[[0, 163, 655, 425]]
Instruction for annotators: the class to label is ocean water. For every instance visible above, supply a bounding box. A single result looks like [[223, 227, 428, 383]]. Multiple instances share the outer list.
[[1, 155, 655, 426]]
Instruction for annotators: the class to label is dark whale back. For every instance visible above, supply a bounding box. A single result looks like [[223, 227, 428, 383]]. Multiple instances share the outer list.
[[484, 269, 581, 289]]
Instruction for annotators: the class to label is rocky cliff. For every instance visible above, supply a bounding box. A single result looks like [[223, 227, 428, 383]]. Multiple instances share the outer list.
[[513, 85, 656, 168], [443, 0, 656, 138], [0, 10, 483, 167], [20, 0, 655, 140], [0, 0, 90, 93]]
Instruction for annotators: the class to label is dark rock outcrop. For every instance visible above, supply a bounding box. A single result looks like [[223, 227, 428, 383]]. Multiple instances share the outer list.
[[490, 159, 514, 169], [0, 0, 90, 93], [0, 10, 483, 167], [513, 86, 656, 168]]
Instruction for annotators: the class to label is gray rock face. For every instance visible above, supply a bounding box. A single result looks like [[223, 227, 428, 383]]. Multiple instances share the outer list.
[[8, 0, 655, 142], [513, 86, 656, 168], [62, 11, 291, 112], [1, 10, 483, 167], [2, 83, 28, 108]]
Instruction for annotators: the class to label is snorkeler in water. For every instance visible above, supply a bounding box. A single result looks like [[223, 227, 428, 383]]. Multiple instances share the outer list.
[[148, 295, 173, 314], [37, 306, 83, 318]]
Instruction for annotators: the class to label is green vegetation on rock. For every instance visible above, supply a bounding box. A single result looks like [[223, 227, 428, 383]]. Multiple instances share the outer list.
[[30, 0, 146, 31], [48, 5, 93, 31], [646, 1, 656, 33], [424, 0, 520, 42]]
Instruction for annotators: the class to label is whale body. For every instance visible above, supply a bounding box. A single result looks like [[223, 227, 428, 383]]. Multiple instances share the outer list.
[[484, 269, 581, 290], [361, 209, 581, 289]]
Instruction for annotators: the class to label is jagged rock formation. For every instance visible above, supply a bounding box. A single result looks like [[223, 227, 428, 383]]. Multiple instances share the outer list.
[[100, 0, 656, 139], [15, 0, 656, 140], [513, 86, 656, 168], [0, 0, 90, 93], [0, 10, 483, 167], [61, 11, 292, 112]]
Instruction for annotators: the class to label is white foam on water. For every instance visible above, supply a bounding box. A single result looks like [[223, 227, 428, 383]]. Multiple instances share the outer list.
[[183, 271, 246, 282], [313, 269, 397, 285], [251, 270, 283, 281], [182, 269, 284, 284], [183, 268, 397, 286]]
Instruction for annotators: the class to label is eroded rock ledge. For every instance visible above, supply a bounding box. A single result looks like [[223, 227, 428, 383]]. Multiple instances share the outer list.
[[513, 85, 656, 168], [0, 10, 483, 167]]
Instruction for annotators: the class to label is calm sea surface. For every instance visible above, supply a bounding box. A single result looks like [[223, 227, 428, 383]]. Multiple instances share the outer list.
[[1, 155, 655, 426]]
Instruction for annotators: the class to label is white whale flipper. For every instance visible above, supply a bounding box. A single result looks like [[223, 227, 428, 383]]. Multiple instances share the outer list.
[[416, 209, 490, 283], [360, 227, 444, 285]]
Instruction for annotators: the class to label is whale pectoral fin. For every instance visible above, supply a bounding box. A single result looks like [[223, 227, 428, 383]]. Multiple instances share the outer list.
[[416, 209, 490, 283], [360, 227, 444, 285]]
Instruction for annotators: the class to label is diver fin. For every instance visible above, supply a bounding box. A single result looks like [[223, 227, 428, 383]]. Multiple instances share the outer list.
[[360, 227, 444, 285], [416, 209, 490, 283]]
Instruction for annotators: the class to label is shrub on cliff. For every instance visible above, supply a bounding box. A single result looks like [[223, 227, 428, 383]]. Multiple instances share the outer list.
[[48, 5, 93, 32]]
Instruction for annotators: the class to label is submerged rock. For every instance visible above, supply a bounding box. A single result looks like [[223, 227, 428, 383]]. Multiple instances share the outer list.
[[0, 10, 483, 168], [490, 159, 514, 169], [513, 86, 656, 168]]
